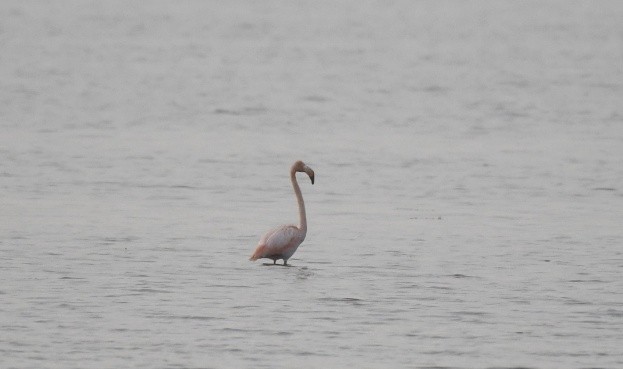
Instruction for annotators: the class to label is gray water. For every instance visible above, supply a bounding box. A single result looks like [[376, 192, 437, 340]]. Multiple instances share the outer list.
[[2, 1, 623, 368]]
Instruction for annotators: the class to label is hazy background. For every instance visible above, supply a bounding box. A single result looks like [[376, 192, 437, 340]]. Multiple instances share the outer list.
[[1, 1, 622, 368]]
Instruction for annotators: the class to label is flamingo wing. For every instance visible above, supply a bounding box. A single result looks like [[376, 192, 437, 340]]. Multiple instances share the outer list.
[[250, 225, 302, 261]]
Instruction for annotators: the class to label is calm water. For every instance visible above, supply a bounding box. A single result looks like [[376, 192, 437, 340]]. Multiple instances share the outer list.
[[2, 1, 623, 368]]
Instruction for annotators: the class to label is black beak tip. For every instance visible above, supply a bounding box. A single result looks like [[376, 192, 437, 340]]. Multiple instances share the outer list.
[[311, 176, 315, 185]]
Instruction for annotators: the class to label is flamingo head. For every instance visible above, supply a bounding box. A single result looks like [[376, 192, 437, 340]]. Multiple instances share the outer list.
[[293, 160, 315, 184]]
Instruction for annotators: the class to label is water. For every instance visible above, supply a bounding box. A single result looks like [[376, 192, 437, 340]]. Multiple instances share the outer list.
[[1, 1, 623, 368]]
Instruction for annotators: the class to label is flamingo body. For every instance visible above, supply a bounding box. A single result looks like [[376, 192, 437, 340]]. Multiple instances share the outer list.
[[250, 161, 314, 266], [249, 225, 305, 263]]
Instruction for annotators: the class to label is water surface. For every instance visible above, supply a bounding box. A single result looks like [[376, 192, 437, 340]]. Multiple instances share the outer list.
[[1, 1, 623, 368]]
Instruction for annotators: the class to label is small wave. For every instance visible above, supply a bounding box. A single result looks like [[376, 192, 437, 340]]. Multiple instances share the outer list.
[[449, 273, 472, 279], [592, 187, 616, 191], [176, 315, 219, 321], [213, 107, 267, 116], [318, 297, 364, 305]]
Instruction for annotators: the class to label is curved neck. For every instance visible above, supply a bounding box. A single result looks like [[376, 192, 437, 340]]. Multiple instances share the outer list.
[[290, 167, 307, 235]]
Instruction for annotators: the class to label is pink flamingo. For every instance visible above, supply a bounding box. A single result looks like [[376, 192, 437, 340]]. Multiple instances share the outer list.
[[249, 160, 315, 266]]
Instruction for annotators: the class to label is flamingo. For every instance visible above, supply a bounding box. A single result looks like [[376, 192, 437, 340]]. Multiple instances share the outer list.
[[249, 160, 315, 266]]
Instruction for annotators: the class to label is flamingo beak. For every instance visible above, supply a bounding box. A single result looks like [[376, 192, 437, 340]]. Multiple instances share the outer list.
[[305, 167, 315, 184]]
